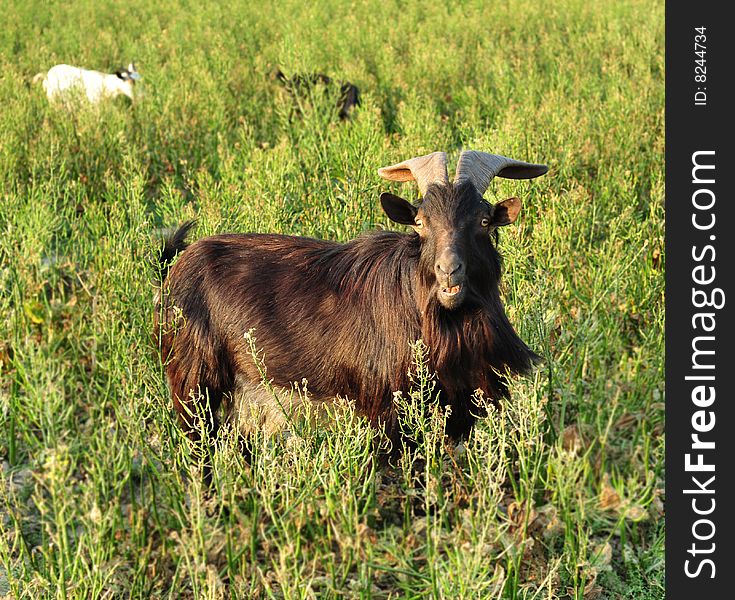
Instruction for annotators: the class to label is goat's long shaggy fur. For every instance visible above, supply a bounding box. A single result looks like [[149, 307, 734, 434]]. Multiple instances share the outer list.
[[155, 181, 539, 450]]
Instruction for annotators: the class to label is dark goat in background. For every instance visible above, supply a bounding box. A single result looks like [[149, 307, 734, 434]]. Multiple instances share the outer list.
[[155, 150, 547, 454], [274, 68, 360, 120]]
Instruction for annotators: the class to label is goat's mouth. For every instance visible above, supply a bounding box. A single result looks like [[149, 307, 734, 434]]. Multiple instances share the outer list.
[[437, 282, 466, 308]]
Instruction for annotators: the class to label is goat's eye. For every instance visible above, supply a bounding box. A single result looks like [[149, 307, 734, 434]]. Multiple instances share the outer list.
[[415, 218, 423, 228], [481, 217, 491, 227]]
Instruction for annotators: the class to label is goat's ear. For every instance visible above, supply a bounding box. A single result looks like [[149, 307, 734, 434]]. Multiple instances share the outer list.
[[380, 192, 418, 225], [491, 197, 521, 227]]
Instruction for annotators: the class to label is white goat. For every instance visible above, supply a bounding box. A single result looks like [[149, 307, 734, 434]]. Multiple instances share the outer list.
[[33, 63, 141, 104]]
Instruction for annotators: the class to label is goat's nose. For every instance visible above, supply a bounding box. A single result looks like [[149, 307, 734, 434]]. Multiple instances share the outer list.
[[436, 253, 464, 277]]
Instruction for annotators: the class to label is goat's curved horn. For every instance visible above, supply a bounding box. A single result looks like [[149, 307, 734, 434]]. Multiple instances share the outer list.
[[454, 150, 548, 196], [378, 152, 449, 196]]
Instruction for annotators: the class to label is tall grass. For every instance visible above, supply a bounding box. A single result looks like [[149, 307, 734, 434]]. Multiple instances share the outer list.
[[1, 0, 664, 597]]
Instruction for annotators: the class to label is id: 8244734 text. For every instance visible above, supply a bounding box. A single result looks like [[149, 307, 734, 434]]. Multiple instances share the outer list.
[[694, 26, 707, 106]]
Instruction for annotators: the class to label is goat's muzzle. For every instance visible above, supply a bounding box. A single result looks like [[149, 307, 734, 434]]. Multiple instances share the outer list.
[[435, 250, 466, 309]]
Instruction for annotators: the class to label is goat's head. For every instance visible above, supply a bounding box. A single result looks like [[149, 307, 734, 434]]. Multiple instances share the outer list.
[[116, 63, 142, 83], [378, 150, 547, 310]]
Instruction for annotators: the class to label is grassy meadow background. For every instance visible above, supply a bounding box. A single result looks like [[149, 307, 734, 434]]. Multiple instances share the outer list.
[[0, 0, 664, 597]]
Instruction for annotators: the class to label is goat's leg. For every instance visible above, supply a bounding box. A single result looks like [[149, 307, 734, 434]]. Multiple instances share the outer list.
[[168, 360, 227, 486]]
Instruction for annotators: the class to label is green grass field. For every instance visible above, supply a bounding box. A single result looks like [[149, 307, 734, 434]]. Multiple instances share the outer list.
[[0, 0, 664, 597]]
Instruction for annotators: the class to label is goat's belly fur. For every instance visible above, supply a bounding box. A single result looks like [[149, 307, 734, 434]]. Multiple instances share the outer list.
[[224, 377, 338, 437]]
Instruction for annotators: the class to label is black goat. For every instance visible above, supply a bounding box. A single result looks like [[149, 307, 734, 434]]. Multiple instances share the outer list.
[[274, 68, 360, 120], [155, 150, 547, 453]]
